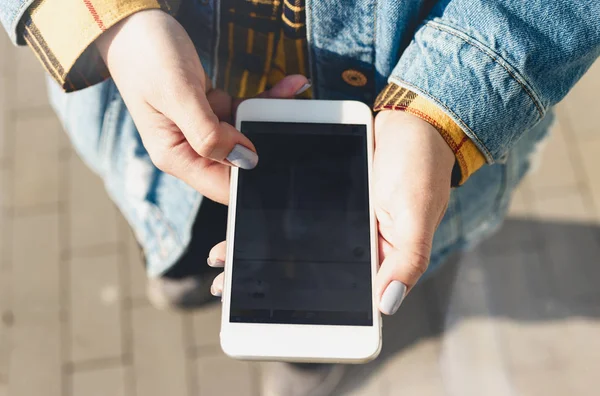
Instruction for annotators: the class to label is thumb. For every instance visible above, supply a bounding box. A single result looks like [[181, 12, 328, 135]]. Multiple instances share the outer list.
[[375, 220, 434, 316]]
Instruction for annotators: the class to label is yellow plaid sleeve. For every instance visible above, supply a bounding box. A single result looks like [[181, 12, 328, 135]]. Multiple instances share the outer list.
[[374, 83, 486, 186], [19, 0, 179, 92]]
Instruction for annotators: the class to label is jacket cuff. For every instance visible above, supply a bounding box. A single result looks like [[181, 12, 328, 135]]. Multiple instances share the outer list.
[[374, 83, 486, 186], [19, 0, 179, 92], [390, 21, 545, 163]]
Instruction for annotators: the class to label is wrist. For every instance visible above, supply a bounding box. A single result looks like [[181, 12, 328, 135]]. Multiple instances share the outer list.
[[375, 110, 455, 177], [95, 9, 170, 63]]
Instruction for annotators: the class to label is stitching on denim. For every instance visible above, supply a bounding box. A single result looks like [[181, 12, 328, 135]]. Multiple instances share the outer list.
[[11, 0, 37, 43], [426, 21, 545, 117], [389, 77, 494, 162]]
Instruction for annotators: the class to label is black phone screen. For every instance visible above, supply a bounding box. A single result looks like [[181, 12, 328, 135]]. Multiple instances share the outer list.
[[230, 121, 373, 326]]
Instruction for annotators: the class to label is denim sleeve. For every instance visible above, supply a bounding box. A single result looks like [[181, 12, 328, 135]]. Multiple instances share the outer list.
[[0, 0, 35, 44], [390, 0, 600, 163]]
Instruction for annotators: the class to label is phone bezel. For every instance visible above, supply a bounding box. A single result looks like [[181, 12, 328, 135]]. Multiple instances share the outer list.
[[221, 99, 381, 363]]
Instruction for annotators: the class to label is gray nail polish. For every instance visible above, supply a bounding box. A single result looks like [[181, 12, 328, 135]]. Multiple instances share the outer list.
[[294, 80, 312, 95], [379, 281, 407, 315], [226, 144, 259, 169]]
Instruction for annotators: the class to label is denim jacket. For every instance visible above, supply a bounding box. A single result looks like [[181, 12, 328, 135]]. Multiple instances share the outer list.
[[2, 0, 599, 276], [2, 0, 599, 161]]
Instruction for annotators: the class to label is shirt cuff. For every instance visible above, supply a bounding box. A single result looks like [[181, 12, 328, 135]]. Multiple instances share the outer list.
[[19, 0, 179, 92], [374, 83, 486, 186]]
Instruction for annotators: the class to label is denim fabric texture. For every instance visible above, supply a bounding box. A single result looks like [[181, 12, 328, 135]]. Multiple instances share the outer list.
[[3, 0, 597, 276], [0, 0, 33, 43]]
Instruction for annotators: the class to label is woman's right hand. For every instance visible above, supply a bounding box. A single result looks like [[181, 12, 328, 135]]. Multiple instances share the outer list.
[[96, 10, 308, 204]]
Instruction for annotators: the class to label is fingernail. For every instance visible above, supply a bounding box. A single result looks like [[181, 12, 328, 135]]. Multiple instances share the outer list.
[[206, 257, 225, 267], [294, 80, 312, 95], [211, 285, 222, 297], [226, 144, 258, 169], [379, 281, 406, 315]]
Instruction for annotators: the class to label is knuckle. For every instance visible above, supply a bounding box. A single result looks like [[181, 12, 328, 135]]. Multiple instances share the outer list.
[[194, 120, 221, 157], [404, 246, 430, 279], [149, 147, 172, 172]]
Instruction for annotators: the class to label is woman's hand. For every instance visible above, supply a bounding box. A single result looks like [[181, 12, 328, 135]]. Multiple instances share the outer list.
[[371, 110, 454, 314], [96, 10, 308, 204], [206, 111, 455, 316]]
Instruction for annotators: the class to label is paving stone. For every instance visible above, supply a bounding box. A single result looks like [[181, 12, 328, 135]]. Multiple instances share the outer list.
[[0, 75, 8, 162], [530, 189, 594, 223], [439, 318, 514, 396], [510, 366, 581, 396], [72, 365, 127, 396], [577, 136, 600, 219], [0, 169, 10, 382], [0, 167, 11, 209], [478, 218, 538, 254], [13, 114, 63, 210], [558, 60, 600, 141], [480, 251, 552, 317], [0, 168, 10, 264], [498, 321, 572, 373], [507, 187, 530, 217], [68, 155, 120, 250], [434, 252, 514, 396], [527, 119, 580, 192], [0, 37, 13, 165], [124, 223, 147, 301], [15, 48, 50, 110], [0, 28, 10, 69], [70, 253, 123, 363], [8, 319, 61, 396], [563, 318, 600, 365], [192, 305, 221, 349], [342, 375, 387, 396], [11, 212, 60, 320], [196, 354, 254, 396], [0, 265, 11, 384], [379, 339, 445, 396], [534, 219, 600, 305], [132, 306, 188, 396]]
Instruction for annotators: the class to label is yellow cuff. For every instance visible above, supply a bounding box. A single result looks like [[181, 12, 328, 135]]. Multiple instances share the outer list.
[[20, 0, 179, 92], [374, 83, 486, 185]]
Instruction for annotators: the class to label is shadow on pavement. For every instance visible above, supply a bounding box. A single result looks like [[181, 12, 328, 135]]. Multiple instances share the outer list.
[[335, 217, 600, 394]]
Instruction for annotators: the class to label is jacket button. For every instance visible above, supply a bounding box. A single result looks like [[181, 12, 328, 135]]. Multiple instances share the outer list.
[[342, 69, 368, 87]]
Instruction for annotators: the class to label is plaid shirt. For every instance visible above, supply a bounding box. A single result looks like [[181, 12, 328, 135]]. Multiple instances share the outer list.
[[20, 0, 484, 184]]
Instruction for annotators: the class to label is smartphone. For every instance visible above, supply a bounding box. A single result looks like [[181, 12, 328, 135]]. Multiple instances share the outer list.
[[221, 99, 381, 363]]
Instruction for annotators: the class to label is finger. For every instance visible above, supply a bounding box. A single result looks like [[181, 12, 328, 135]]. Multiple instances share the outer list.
[[231, 75, 310, 115], [164, 84, 258, 169], [149, 138, 231, 203], [211, 272, 224, 297], [206, 88, 234, 123], [207, 240, 227, 267], [131, 108, 232, 204], [375, 222, 434, 316]]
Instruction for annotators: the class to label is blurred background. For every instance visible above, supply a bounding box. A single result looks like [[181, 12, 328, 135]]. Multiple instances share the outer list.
[[1, 30, 599, 396]]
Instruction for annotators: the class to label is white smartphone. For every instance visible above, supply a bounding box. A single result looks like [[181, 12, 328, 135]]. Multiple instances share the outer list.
[[221, 99, 381, 363]]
